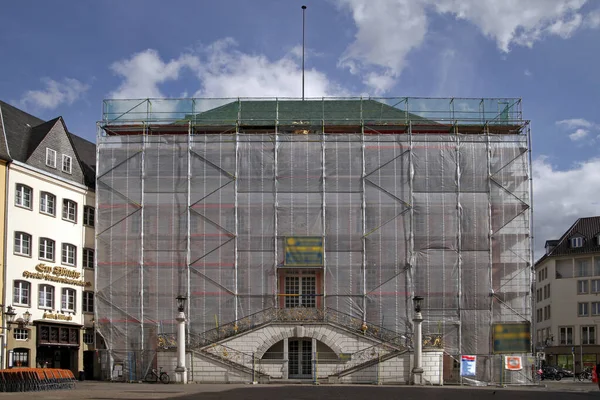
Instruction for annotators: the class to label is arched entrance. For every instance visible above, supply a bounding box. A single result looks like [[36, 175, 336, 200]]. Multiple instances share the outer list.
[[262, 338, 338, 379]]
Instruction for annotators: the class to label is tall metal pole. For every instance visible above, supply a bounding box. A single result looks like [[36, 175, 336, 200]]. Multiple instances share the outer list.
[[302, 5, 306, 100]]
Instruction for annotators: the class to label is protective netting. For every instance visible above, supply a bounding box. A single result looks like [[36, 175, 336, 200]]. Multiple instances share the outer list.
[[96, 98, 531, 382]]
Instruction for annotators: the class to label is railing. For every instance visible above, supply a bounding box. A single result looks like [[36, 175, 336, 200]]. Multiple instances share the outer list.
[[101, 97, 524, 127], [186, 306, 412, 351]]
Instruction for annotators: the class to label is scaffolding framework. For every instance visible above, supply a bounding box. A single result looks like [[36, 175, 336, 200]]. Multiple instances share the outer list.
[[95, 97, 532, 382]]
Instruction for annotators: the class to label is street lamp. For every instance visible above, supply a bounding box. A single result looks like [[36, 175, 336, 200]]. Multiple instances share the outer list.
[[22, 311, 31, 325], [4, 307, 17, 330], [175, 295, 187, 384], [412, 296, 424, 385]]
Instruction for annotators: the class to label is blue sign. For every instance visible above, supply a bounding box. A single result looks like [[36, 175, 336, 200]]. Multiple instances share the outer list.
[[284, 237, 323, 267], [460, 355, 476, 377]]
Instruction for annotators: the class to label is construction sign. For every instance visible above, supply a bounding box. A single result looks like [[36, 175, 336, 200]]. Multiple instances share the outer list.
[[492, 323, 531, 353], [504, 356, 522, 371], [284, 237, 323, 267], [460, 355, 477, 377]]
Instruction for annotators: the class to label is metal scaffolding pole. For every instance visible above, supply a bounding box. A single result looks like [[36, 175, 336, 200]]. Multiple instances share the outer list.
[[361, 98, 367, 323], [186, 119, 192, 324], [140, 120, 147, 354], [274, 100, 279, 307]]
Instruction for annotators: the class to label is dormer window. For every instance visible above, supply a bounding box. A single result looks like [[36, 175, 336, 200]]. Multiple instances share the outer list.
[[45, 148, 56, 168], [571, 237, 583, 248], [62, 155, 72, 174]]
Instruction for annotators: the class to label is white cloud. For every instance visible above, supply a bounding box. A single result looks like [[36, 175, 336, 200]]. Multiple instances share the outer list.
[[569, 128, 589, 141], [335, 0, 598, 93], [524, 69, 533, 77], [556, 118, 594, 129], [336, 0, 428, 95], [194, 38, 346, 98], [432, 0, 588, 51], [533, 156, 600, 259], [108, 49, 200, 99], [109, 40, 347, 102], [20, 78, 89, 110]]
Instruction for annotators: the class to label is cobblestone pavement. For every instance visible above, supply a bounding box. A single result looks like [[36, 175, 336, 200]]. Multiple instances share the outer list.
[[0, 380, 597, 400]]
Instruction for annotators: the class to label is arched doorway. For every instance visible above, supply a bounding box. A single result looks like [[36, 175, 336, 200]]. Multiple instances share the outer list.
[[262, 338, 337, 379]]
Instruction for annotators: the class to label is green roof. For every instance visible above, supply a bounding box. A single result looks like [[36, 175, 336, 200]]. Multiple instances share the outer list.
[[186, 99, 432, 126]]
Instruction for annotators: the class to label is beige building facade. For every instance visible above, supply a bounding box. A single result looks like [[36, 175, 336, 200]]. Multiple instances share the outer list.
[[535, 217, 600, 372]]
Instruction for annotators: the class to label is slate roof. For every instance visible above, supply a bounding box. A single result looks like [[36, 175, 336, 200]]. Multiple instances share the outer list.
[[186, 99, 433, 126], [535, 216, 600, 266], [0, 100, 96, 189]]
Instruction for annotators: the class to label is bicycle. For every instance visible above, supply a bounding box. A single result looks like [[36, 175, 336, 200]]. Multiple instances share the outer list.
[[144, 366, 170, 384]]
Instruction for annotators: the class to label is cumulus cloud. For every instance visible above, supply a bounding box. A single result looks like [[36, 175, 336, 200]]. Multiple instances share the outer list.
[[20, 78, 89, 110], [569, 128, 589, 141], [108, 39, 347, 101], [194, 38, 346, 98], [108, 49, 200, 99], [556, 118, 598, 141], [533, 156, 600, 259], [335, 0, 597, 93]]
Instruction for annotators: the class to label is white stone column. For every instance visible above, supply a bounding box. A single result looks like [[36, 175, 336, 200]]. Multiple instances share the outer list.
[[283, 337, 289, 379], [412, 311, 424, 385], [174, 311, 187, 384]]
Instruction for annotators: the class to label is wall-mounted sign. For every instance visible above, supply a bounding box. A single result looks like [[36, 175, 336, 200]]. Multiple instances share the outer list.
[[504, 356, 522, 371], [284, 237, 323, 267], [42, 312, 73, 321], [492, 323, 531, 354], [22, 263, 92, 287]]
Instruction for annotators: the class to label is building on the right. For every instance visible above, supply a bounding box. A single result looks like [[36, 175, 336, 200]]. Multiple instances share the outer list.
[[534, 216, 600, 373]]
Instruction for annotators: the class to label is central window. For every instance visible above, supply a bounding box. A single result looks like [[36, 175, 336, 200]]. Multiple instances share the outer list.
[[39, 238, 55, 261], [62, 199, 77, 222], [62, 288, 76, 312], [39, 284, 54, 309], [281, 270, 319, 308], [40, 192, 56, 216]]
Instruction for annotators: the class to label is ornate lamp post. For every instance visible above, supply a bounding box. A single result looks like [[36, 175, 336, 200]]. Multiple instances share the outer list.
[[412, 296, 424, 385], [175, 295, 187, 384], [3, 306, 17, 369]]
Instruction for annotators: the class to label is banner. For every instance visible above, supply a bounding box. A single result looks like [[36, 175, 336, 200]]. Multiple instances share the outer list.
[[460, 355, 477, 377], [504, 356, 522, 371], [284, 237, 324, 266]]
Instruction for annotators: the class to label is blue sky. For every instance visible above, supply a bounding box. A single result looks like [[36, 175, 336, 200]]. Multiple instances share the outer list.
[[1, 0, 600, 257]]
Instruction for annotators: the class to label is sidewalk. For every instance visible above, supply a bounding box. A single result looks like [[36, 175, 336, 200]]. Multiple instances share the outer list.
[[0, 379, 597, 399]]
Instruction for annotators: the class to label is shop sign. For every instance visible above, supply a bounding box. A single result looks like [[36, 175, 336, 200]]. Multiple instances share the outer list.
[[22, 263, 92, 287], [42, 313, 73, 321]]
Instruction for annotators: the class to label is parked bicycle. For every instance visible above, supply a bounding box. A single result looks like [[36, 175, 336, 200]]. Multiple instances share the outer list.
[[144, 366, 170, 384]]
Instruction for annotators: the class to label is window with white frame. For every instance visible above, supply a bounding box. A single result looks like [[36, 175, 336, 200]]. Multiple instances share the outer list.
[[61, 288, 76, 312], [38, 238, 55, 261], [13, 329, 29, 341], [83, 328, 94, 344], [62, 199, 77, 222], [582, 326, 596, 345], [13, 280, 30, 306], [593, 279, 600, 293], [571, 237, 584, 248], [62, 243, 76, 266], [560, 326, 573, 345], [45, 148, 57, 168], [39, 192, 56, 216], [83, 291, 94, 313], [38, 285, 54, 309], [14, 232, 31, 256], [15, 184, 32, 209], [62, 154, 72, 174], [579, 302, 590, 317], [592, 302, 600, 316], [83, 206, 95, 227], [578, 280, 589, 294], [83, 248, 94, 269]]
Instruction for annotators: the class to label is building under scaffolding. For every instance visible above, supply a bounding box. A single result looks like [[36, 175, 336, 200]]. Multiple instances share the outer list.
[[96, 97, 532, 383]]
